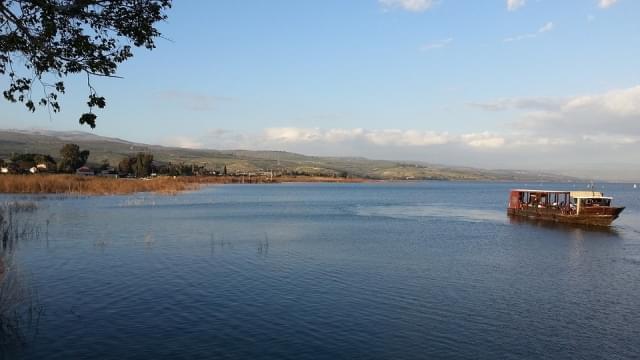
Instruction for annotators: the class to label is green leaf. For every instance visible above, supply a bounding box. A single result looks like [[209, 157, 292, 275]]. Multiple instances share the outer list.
[[79, 113, 97, 128]]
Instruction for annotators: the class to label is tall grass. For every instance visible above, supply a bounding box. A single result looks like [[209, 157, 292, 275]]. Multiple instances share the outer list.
[[0, 202, 42, 349], [0, 175, 199, 195], [0, 174, 368, 196]]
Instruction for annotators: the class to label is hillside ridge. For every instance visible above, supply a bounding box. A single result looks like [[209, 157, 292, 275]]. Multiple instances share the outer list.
[[0, 129, 578, 181]]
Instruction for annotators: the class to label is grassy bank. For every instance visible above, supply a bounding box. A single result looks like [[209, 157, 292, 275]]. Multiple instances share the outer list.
[[0, 175, 368, 195]]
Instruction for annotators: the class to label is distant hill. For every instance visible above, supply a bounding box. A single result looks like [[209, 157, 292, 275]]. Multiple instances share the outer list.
[[0, 129, 579, 181]]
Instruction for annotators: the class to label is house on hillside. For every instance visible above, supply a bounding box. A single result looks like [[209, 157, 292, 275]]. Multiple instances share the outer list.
[[1, 164, 19, 174], [76, 166, 95, 176]]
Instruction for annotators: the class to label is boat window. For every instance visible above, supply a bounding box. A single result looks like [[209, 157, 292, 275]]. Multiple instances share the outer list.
[[589, 198, 611, 207]]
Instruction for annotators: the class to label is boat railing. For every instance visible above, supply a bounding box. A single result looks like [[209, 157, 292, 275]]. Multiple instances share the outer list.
[[516, 202, 576, 215]]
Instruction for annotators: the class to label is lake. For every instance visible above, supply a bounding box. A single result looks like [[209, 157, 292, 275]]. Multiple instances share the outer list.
[[4, 182, 640, 359]]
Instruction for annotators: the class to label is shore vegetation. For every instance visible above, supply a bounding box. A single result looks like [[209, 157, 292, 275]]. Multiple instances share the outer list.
[[0, 174, 367, 196], [0, 201, 42, 348]]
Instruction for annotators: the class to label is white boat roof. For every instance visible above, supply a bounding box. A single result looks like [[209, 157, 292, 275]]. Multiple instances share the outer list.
[[572, 195, 613, 199], [510, 189, 613, 199], [570, 191, 606, 198], [511, 189, 571, 193]]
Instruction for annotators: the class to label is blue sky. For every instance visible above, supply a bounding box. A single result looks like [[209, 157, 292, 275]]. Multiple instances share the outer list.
[[2, 0, 640, 177]]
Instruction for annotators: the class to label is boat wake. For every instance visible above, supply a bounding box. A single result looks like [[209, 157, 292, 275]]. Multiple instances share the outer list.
[[353, 204, 506, 224]]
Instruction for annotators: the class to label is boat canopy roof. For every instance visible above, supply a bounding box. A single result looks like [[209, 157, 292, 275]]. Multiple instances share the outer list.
[[570, 191, 605, 198], [572, 195, 613, 200], [511, 189, 571, 193], [510, 189, 612, 199]]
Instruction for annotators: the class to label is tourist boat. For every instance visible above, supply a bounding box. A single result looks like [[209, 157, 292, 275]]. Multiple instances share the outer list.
[[507, 189, 625, 226]]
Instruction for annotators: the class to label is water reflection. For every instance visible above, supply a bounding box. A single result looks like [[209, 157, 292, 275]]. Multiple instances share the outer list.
[[3, 182, 640, 359], [508, 216, 621, 237], [257, 233, 270, 256], [0, 202, 43, 352]]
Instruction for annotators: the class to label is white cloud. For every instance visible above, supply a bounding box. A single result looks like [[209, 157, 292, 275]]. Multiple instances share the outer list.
[[264, 127, 323, 142], [510, 137, 576, 147], [598, 0, 618, 9], [155, 86, 640, 180], [469, 97, 566, 112], [172, 116, 640, 153], [504, 34, 531, 42], [503, 21, 554, 42], [379, 0, 435, 12], [460, 132, 506, 148], [159, 122, 640, 180], [261, 128, 511, 149], [582, 134, 639, 145], [366, 129, 451, 146], [264, 128, 451, 147], [325, 128, 366, 142], [507, 0, 526, 11], [165, 136, 204, 149], [538, 22, 554, 33], [473, 85, 640, 136], [503, 34, 535, 43], [562, 86, 640, 117], [420, 38, 453, 52]]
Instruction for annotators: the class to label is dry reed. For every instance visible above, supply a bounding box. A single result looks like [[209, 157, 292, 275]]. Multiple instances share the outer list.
[[0, 175, 199, 195], [0, 202, 42, 347], [0, 174, 369, 196]]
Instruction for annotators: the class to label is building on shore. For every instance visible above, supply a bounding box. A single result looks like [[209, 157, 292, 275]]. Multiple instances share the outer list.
[[76, 166, 95, 176]]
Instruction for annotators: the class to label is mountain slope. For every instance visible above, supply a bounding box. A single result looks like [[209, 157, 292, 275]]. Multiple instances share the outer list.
[[0, 129, 578, 181]]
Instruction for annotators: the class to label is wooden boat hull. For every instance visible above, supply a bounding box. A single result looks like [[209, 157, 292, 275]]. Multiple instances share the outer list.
[[507, 207, 625, 227]]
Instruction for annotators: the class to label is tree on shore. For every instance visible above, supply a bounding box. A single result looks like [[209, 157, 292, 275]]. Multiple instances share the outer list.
[[9, 153, 55, 166], [33, 154, 56, 168], [133, 152, 153, 178], [118, 157, 132, 175], [57, 143, 89, 173], [157, 162, 184, 176], [117, 153, 154, 177], [0, 0, 172, 128]]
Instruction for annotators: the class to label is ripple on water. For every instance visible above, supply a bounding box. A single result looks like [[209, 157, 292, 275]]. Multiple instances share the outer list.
[[353, 204, 508, 224], [8, 182, 640, 359]]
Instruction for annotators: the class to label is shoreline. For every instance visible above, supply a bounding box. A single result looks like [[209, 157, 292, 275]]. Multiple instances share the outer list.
[[0, 174, 630, 196], [0, 174, 374, 196]]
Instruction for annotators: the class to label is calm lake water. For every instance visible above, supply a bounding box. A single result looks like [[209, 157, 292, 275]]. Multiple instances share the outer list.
[[5, 182, 640, 359]]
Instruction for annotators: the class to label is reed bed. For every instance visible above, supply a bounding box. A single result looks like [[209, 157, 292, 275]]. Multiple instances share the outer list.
[[0, 174, 369, 196], [0, 175, 200, 195], [0, 202, 42, 347]]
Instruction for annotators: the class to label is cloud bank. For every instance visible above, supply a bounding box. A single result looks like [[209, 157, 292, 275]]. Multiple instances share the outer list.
[[474, 85, 640, 138], [163, 85, 640, 180], [260, 128, 515, 150]]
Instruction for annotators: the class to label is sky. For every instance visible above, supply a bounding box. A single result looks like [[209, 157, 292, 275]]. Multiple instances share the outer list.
[[2, 0, 640, 178]]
